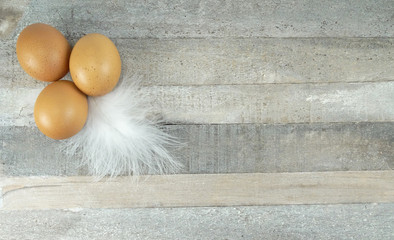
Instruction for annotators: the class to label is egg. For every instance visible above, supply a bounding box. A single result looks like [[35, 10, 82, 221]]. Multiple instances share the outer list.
[[16, 23, 71, 82], [70, 33, 121, 96], [34, 80, 88, 140]]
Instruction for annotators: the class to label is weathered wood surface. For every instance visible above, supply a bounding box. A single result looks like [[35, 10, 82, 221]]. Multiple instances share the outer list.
[[1, 123, 393, 176], [2, 82, 393, 126], [150, 83, 394, 124], [1, 204, 393, 240], [1, 171, 393, 210], [1, 0, 393, 40], [2, 38, 394, 89], [0, 0, 393, 238]]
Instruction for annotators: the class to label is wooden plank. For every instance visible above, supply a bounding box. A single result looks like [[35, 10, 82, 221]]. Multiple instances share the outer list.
[[1, 171, 393, 210], [2, 82, 394, 126], [0, 204, 393, 240], [2, 38, 394, 88], [149, 83, 394, 124], [0, 126, 85, 176], [3, 0, 394, 40], [1, 123, 392, 176], [120, 38, 394, 86]]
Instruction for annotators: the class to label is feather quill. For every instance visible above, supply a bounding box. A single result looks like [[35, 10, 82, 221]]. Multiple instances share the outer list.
[[62, 79, 182, 178]]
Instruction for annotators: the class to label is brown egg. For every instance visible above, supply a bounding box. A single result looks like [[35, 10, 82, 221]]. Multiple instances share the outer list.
[[16, 23, 71, 82], [70, 33, 121, 96], [34, 80, 88, 140]]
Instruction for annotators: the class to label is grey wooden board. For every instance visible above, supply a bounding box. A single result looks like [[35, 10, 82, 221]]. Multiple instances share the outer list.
[[149, 82, 394, 124], [2, 82, 393, 126], [2, 38, 394, 89], [0, 204, 393, 240], [1, 123, 392, 176], [1, 0, 394, 40]]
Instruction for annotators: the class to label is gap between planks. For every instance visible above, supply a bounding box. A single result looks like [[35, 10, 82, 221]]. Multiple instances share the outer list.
[[0, 171, 393, 210]]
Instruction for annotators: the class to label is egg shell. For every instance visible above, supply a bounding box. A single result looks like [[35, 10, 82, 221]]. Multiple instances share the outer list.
[[34, 80, 88, 140], [16, 23, 71, 82], [70, 33, 121, 96]]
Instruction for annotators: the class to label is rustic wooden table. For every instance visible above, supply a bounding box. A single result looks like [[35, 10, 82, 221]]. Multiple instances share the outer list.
[[0, 0, 393, 239]]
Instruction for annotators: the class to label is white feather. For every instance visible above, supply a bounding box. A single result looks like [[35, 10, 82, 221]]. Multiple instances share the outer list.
[[62, 79, 182, 178]]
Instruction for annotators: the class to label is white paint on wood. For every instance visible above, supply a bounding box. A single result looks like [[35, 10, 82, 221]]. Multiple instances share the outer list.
[[6, 0, 394, 39], [0, 160, 3, 177], [0, 1, 26, 39], [0, 187, 3, 208], [0, 20, 9, 34], [1, 171, 393, 210], [0, 87, 40, 127], [2, 82, 393, 126], [150, 83, 394, 124], [1, 204, 393, 240]]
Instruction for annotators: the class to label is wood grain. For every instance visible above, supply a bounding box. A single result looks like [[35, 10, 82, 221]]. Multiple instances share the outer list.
[[3, 38, 394, 89], [3, 0, 393, 40], [1, 204, 393, 240], [0, 2, 393, 238], [2, 82, 393, 126], [149, 83, 394, 124], [1, 123, 392, 176], [1, 171, 393, 210], [121, 38, 394, 86]]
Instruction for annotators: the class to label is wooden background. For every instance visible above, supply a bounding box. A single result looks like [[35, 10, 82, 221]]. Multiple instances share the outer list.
[[0, 0, 393, 239]]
